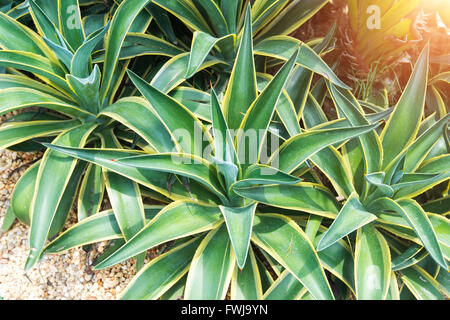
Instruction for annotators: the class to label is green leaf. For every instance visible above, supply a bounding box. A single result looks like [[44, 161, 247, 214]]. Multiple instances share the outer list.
[[317, 192, 377, 251], [0, 87, 91, 119], [255, 0, 329, 40], [328, 84, 382, 181], [254, 36, 350, 89], [0, 51, 72, 96], [10, 161, 40, 226], [252, 214, 334, 300], [399, 265, 445, 300], [93, 201, 223, 270], [231, 164, 301, 189], [57, 0, 84, 51], [42, 144, 220, 203], [230, 247, 263, 300], [0, 119, 80, 150], [263, 270, 306, 300], [186, 32, 234, 79], [354, 225, 391, 300], [71, 22, 110, 78], [121, 237, 202, 300], [222, 6, 257, 130], [210, 88, 238, 166], [184, 223, 235, 300], [0, 11, 53, 58], [115, 153, 227, 203], [152, 0, 213, 34], [220, 203, 257, 269], [1, 206, 16, 233], [271, 122, 382, 174], [77, 162, 104, 221], [234, 183, 340, 218], [100, 0, 150, 104], [66, 65, 101, 114], [381, 45, 429, 169], [370, 198, 448, 269], [237, 49, 298, 163], [403, 114, 450, 173], [127, 70, 212, 155], [45, 206, 163, 253], [101, 130, 146, 243], [25, 122, 97, 270], [100, 97, 175, 153]]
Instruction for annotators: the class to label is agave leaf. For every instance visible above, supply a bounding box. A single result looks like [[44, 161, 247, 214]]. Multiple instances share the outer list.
[[66, 65, 101, 114], [222, 6, 257, 130], [150, 52, 225, 93], [0, 11, 56, 59], [71, 22, 110, 78], [0, 88, 91, 119], [403, 114, 450, 173], [254, 36, 350, 89], [231, 164, 301, 189], [0, 51, 72, 95], [29, 0, 60, 45], [127, 70, 212, 155], [234, 183, 340, 218], [255, 0, 329, 40], [220, 203, 257, 269], [252, 214, 334, 300], [101, 130, 146, 245], [115, 153, 227, 203], [25, 122, 97, 270], [210, 88, 238, 167], [9, 161, 40, 226], [317, 193, 377, 251], [171, 86, 211, 122], [99, 0, 150, 104], [393, 171, 450, 199], [121, 237, 202, 300], [77, 162, 104, 222], [328, 83, 383, 197], [184, 224, 235, 300], [57, 0, 84, 51], [237, 48, 298, 163], [0, 119, 80, 150], [263, 269, 306, 300], [230, 247, 263, 300], [381, 45, 429, 169], [43, 144, 221, 204], [152, 0, 213, 34], [417, 154, 450, 174], [365, 172, 395, 198], [93, 201, 223, 270], [47, 159, 87, 238], [1, 206, 16, 233], [271, 122, 382, 174], [386, 272, 400, 300], [45, 206, 163, 254], [314, 230, 356, 293], [100, 97, 175, 153], [186, 32, 234, 79], [370, 198, 447, 269], [354, 225, 391, 300], [399, 265, 445, 300], [0, 73, 71, 102]]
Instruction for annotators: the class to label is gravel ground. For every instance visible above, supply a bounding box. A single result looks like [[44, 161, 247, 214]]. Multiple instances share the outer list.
[[0, 117, 139, 300]]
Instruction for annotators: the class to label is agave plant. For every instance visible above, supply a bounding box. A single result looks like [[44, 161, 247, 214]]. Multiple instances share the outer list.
[[106, 0, 347, 100], [310, 45, 449, 299], [41, 11, 387, 299], [0, 0, 188, 271]]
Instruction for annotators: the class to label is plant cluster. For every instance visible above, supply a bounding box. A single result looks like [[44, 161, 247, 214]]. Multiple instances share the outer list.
[[0, 0, 449, 300]]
